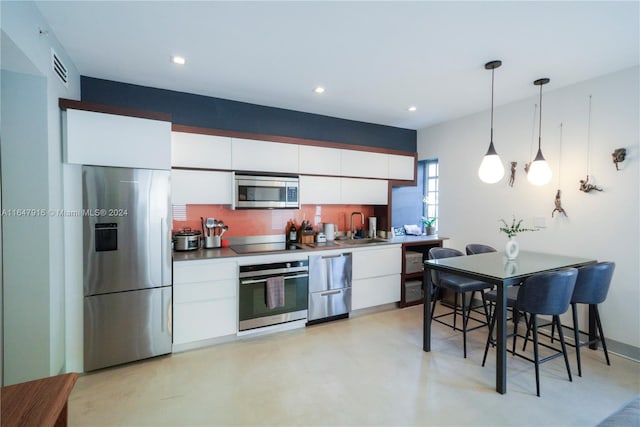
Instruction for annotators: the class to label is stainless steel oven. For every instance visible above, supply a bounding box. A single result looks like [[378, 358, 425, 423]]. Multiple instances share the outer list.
[[239, 259, 309, 331]]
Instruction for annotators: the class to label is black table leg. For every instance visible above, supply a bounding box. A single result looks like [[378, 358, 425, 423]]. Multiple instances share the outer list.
[[496, 282, 507, 394], [423, 267, 432, 352]]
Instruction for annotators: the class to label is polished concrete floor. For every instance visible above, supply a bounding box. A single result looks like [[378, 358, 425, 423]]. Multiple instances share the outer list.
[[69, 305, 639, 426]]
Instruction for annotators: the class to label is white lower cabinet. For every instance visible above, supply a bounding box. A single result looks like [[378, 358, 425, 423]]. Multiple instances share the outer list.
[[351, 245, 401, 310], [173, 259, 238, 346]]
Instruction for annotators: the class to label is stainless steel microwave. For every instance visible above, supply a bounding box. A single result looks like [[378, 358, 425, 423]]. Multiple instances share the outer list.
[[234, 174, 300, 209]]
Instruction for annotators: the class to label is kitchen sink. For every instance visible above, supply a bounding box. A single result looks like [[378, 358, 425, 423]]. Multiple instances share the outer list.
[[337, 238, 389, 245]]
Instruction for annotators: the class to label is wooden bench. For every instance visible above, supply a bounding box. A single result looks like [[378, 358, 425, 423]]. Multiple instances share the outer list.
[[1, 372, 78, 427]]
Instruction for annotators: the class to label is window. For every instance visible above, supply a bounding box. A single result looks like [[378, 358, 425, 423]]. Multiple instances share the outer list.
[[421, 159, 439, 230]]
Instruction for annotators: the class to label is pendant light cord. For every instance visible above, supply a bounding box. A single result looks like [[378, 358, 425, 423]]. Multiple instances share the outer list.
[[530, 103, 538, 160], [586, 94, 592, 175], [490, 67, 495, 142], [538, 83, 543, 150]]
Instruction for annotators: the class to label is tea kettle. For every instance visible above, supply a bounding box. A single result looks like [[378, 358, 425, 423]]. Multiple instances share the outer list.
[[323, 223, 337, 241]]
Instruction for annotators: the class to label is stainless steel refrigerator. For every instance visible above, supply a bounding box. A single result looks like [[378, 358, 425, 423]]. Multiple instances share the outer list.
[[82, 165, 172, 371]]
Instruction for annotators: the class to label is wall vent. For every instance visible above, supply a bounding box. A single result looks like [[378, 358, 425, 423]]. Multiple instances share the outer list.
[[172, 204, 187, 221], [51, 48, 69, 88]]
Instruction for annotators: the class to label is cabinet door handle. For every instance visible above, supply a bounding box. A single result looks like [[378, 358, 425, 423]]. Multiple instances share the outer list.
[[321, 253, 351, 260]]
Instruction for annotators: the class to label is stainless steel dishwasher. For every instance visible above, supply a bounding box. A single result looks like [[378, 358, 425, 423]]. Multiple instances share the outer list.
[[307, 252, 352, 324]]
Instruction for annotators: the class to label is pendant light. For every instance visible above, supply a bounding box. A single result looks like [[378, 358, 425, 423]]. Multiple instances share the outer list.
[[527, 78, 553, 186], [478, 60, 505, 184]]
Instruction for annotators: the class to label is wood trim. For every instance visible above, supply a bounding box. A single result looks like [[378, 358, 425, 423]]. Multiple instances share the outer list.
[[59, 98, 171, 122], [1, 372, 78, 427], [172, 123, 415, 157]]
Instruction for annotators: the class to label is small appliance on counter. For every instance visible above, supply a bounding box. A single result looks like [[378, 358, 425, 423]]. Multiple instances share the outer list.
[[323, 223, 337, 241], [369, 217, 377, 238], [173, 228, 201, 251]]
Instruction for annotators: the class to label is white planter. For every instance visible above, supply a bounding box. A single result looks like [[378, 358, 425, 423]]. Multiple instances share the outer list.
[[505, 237, 519, 260]]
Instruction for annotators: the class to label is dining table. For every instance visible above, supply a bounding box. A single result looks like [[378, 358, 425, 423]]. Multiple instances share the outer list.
[[422, 250, 596, 394]]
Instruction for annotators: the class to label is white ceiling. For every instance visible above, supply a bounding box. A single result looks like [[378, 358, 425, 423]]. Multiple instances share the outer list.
[[35, 1, 639, 130]]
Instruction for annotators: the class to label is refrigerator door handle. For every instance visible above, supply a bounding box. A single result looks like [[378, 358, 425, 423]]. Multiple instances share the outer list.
[[160, 216, 166, 285], [161, 288, 168, 333]]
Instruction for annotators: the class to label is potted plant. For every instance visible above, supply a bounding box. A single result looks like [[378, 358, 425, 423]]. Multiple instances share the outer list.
[[421, 216, 437, 236], [499, 216, 537, 260]]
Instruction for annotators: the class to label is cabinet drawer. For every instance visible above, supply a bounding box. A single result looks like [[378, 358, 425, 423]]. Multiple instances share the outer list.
[[173, 260, 237, 284], [352, 275, 401, 310], [353, 246, 401, 279], [173, 279, 236, 304], [173, 298, 236, 344]]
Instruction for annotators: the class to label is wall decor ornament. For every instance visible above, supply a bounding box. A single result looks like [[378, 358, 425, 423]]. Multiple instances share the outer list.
[[552, 189, 567, 217], [612, 148, 626, 170], [524, 103, 538, 176], [580, 95, 604, 193], [509, 161, 517, 187], [579, 175, 603, 193]]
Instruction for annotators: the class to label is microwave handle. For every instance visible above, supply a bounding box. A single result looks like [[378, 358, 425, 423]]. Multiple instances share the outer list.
[[231, 171, 236, 210]]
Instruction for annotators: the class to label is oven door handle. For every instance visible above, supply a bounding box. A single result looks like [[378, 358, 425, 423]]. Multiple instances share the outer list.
[[240, 273, 309, 285]]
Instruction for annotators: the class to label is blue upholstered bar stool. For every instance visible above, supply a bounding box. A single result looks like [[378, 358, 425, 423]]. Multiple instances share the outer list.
[[428, 247, 492, 358], [570, 262, 615, 377], [483, 268, 578, 396]]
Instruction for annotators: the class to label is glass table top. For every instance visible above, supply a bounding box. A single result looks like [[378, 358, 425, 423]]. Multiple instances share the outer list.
[[424, 250, 595, 280]]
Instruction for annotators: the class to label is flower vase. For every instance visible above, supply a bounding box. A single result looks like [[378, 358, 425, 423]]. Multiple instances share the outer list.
[[505, 236, 519, 260]]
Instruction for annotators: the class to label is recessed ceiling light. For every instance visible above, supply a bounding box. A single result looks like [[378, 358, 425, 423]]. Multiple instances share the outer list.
[[408, 106, 417, 112], [313, 86, 325, 94], [171, 56, 186, 65]]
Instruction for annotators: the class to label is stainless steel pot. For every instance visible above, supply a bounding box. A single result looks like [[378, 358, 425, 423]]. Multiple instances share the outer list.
[[173, 229, 201, 251]]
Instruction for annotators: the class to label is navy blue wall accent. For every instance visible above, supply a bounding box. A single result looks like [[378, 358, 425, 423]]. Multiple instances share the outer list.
[[391, 164, 424, 228], [81, 76, 416, 152]]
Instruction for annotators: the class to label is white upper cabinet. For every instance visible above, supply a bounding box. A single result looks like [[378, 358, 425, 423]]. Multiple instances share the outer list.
[[231, 138, 299, 173], [300, 176, 388, 205], [299, 175, 342, 204], [171, 169, 233, 205], [172, 132, 232, 169], [299, 145, 341, 175], [340, 149, 388, 179], [388, 154, 415, 181], [64, 109, 171, 170], [340, 178, 388, 205]]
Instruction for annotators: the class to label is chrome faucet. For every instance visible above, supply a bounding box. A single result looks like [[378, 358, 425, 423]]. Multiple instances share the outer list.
[[350, 212, 364, 239]]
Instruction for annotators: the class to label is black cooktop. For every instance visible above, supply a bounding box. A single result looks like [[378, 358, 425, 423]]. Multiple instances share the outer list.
[[230, 242, 304, 254]]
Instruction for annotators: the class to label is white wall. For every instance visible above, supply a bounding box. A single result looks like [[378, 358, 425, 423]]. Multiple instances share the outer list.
[[1, 0, 80, 384], [418, 67, 640, 355]]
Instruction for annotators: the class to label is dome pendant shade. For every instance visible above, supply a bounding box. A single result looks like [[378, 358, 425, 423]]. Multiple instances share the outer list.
[[478, 141, 505, 183], [527, 146, 552, 185], [527, 77, 552, 186], [478, 60, 504, 184]]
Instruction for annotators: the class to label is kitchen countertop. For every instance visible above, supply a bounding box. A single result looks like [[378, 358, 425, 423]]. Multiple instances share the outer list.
[[172, 234, 447, 262]]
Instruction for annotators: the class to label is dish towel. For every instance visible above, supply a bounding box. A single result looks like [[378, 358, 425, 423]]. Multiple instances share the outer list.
[[266, 276, 285, 309]]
